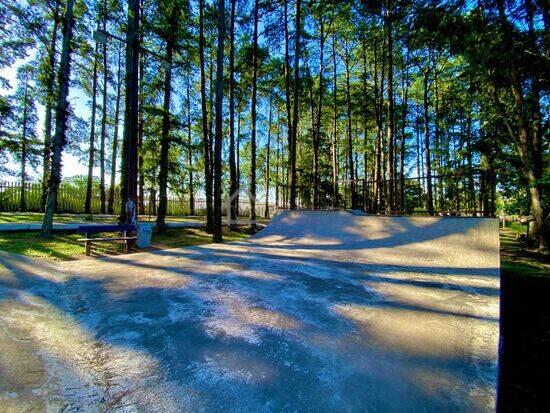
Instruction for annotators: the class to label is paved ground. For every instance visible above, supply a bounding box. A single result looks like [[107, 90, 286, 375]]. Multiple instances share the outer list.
[[0, 210, 500, 411]]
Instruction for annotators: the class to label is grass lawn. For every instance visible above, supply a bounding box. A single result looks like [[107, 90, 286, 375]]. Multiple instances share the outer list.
[[500, 226, 549, 274], [152, 227, 248, 249], [0, 227, 249, 261], [505, 220, 528, 235], [0, 212, 118, 224], [0, 232, 97, 260]]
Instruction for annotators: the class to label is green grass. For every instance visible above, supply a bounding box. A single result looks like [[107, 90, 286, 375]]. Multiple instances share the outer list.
[[504, 220, 527, 235], [0, 227, 249, 261], [500, 227, 549, 279], [0, 232, 122, 260], [153, 227, 249, 249], [0, 212, 118, 224], [501, 260, 549, 278]]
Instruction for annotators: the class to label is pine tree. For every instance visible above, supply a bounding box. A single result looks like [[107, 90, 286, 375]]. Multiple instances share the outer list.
[[42, 0, 76, 237]]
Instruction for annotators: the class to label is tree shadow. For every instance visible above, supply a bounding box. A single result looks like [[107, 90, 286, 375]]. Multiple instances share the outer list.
[[0, 216, 501, 411], [251, 212, 496, 253]]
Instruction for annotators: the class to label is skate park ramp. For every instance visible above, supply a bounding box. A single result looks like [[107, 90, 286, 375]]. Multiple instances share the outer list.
[[252, 209, 500, 273], [246, 209, 501, 409], [0, 210, 500, 411]]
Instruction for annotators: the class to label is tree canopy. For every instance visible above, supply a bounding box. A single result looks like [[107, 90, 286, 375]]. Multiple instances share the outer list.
[[0, 0, 548, 251]]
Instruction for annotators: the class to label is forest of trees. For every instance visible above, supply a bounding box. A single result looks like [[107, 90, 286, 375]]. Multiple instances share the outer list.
[[0, 0, 548, 252]]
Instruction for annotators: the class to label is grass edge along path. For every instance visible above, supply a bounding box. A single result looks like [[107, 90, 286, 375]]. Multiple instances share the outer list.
[[0, 227, 249, 261]]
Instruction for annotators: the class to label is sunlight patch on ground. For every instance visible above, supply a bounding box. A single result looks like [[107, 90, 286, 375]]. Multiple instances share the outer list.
[[333, 303, 498, 360], [406, 365, 496, 410], [364, 278, 499, 320], [0, 285, 187, 410], [191, 349, 276, 386], [201, 290, 300, 345]]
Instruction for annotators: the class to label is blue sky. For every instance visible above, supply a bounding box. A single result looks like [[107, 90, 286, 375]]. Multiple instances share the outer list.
[[1, 56, 108, 181]]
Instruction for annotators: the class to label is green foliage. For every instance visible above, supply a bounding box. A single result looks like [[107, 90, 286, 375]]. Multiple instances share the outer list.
[[0, 0, 547, 236]]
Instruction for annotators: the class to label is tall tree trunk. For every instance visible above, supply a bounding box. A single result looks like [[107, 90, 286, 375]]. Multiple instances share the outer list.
[[228, 0, 237, 226], [236, 110, 241, 215], [344, 45, 355, 208], [308, 69, 315, 205], [415, 105, 423, 179], [312, 0, 324, 209], [98, 0, 108, 214], [423, 68, 434, 215], [466, 106, 475, 213], [525, 0, 544, 199], [99, 59, 107, 212], [400, 48, 409, 212], [119, 0, 140, 225], [199, 0, 213, 232], [362, 36, 369, 212], [250, 0, 259, 227], [284, 0, 293, 209], [265, 97, 273, 218], [434, 72, 443, 211], [331, 28, 339, 207], [156, 36, 174, 233], [385, 2, 395, 212], [85, 42, 99, 215], [208, 57, 214, 178], [380, 39, 387, 212], [42, 0, 76, 237], [289, 0, 302, 210], [374, 37, 385, 213], [213, 0, 225, 242], [20, 82, 29, 212], [150, 187, 156, 215], [108, 44, 122, 215], [138, 51, 145, 215], [137, 0, 146, 216], [373, 40, 380, 212], [186, 72, 195, 216], [41, 1, 60, 211], [496, 0, 548, 253], [275, 112, 281, 208]]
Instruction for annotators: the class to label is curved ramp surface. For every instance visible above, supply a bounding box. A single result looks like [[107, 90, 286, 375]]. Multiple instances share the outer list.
[[0, 211, 500, 412], [253, 210, 500, 272]]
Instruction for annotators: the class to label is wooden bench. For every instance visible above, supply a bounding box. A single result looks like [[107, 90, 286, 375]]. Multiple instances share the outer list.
[[77, 224, 137, 256]]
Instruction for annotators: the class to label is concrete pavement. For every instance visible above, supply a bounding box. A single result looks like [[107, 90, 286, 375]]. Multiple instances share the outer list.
[[0, 210, 500, 411]]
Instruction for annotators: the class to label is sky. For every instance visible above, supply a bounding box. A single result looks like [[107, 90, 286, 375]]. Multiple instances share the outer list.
[[1, 56, 108, 181], [0, 51, 273, 199]]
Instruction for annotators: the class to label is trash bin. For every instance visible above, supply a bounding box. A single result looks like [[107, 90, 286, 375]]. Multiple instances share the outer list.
[[136, 223, 152, 248]]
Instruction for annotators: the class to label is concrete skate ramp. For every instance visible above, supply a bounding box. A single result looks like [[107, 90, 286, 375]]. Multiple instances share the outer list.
[[252, 209, 500, 274], [247, 209, 501, 409]]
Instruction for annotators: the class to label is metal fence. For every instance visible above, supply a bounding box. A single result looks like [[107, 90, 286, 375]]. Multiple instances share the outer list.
[[276, 170, 497, 217], [0, 181, 275, 217]]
